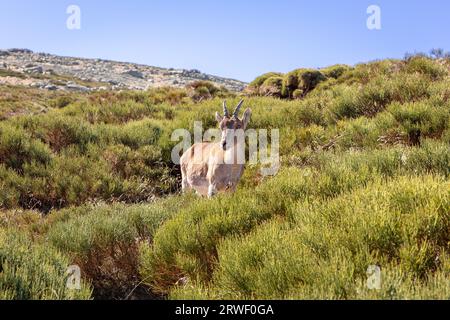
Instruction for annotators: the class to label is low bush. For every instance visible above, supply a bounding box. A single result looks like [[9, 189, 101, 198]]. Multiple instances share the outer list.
[[0, 123, 52, 171], [388, 101, 449, 145], [47, 196, 191, 299], [403, 56, 448, 80], [259, 76, 283, 97], [281, 69, 327, 98], [321, 64, 352, 79], [169, 176, 449, 299], [0, 229, 92, 300]]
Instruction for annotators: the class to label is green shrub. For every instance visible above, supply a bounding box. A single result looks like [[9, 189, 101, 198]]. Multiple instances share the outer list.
[[49, 96, 75, 109], [404, 56, 448, 80], [427, 79, 450, 106], [0, 229, 92, 300], [282, 69, 326, 98], [115, 119, 162, 149], [259, 76, 283, 97], [187, 81, 222, 96], [327, 85, 361, 120], [0, 165, 23, 208], [337, 60, 401, 85], [292, 89, 303, 99], [328, 73, 432, 121], [321, 64, 352, 79], [388, 101, 449, 145], [20, 115, 99, 153], [141, 152, 437, 295], [169, 176, 449, 299], [47, 197, 191, 299], [248, 72, 283, 89], [0, 123, 52, 171], [147, 87, 189, 105]]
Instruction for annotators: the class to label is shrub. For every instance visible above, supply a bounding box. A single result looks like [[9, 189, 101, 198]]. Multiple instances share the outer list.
[[115, 119, 162, 149], [259, 76, 283, 97], [321, 64, 352, 79], [20, 115, 100, 153], [47, 197, 191, 299], [337, 60, 401, 85], [0, 123, 52, 171], [169, 176, 449, 299], [49, 96, 75, 109], [0, 165, 23, 208], [282, 69, 326, 98], [141, 153, 435, 295], [147, 87, 189, 105], [0, 229, 92, 300], [404, 56, 448, 80], [187, 81, 229, 102], [14, 147, 126, 211], [291, 89, 303, 99], [388, 102, 449, 145], [248, 72, 283, 89], [328, 73, 431, 121], [327, 85, 361, 120], [427, 79, 450, 106]]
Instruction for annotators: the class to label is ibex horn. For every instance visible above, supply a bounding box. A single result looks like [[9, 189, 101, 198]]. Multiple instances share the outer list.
[[233, 100, 244, 118], [223, 100, 230, 118]]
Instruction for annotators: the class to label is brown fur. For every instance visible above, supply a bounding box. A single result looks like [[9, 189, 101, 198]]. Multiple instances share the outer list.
[[180, 101, 251, 197]]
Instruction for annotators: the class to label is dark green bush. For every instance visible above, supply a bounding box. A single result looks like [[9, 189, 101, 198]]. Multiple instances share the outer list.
[[248, 72, 283, 89], [281, 69, 326, 98], [259, 76, 283, 97], [388, 102, 449, 145], [0, 123, 52, 171], [321, 64, 352, 79]]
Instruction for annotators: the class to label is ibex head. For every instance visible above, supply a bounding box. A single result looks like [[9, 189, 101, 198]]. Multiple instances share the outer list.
[[215, 100, 252, 150]]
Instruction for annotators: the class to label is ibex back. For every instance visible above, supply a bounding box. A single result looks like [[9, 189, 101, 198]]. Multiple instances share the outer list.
[[180, 100, 252, 197]]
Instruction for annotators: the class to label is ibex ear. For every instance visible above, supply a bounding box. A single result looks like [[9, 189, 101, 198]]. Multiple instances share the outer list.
[[215, 112, 223, 123], [242, 108, 252, 129]]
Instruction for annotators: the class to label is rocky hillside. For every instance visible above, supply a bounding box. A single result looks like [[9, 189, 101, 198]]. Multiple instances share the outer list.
[[0, 48, 246, 92]]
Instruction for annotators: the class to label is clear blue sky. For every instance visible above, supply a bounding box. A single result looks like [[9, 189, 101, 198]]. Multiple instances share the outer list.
[[1, 0, 449, 82]]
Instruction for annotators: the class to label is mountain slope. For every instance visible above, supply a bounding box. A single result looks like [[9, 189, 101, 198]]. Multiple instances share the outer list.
[[0, 48, 246, 92], [0, 54, 449, 300]]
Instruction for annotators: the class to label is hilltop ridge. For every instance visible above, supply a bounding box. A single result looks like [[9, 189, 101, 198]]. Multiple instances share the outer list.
[[0, 48, 246, 92]]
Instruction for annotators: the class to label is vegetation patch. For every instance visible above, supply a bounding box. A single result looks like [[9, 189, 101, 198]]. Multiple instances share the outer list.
[[0, 53, 449, 300]]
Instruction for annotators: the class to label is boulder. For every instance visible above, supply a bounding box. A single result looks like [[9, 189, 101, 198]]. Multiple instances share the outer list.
[[122, 70, 144, 79], [66, 83, 90, 92], [25, 66, 44, 74], [44, 84, 58, 91]]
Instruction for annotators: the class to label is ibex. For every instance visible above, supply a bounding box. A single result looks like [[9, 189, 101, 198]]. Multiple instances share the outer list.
[[180, 100, 252, 197]]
